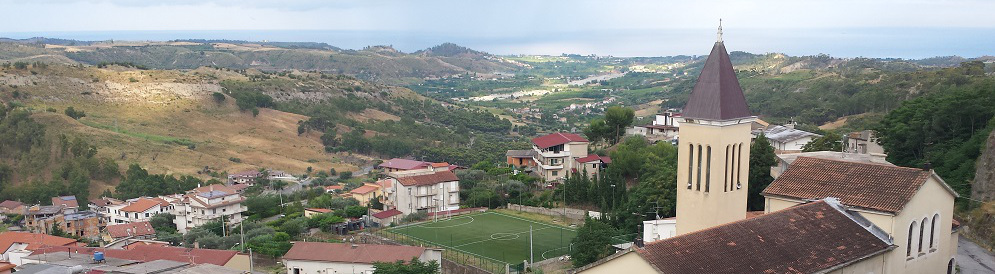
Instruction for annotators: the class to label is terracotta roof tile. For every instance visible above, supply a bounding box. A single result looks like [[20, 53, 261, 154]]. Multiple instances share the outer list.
[[763, 157, 931, 213], [682, 42, 752, 121], [51, 196, 79, 208], [531, 132, 588, 149], [395, 171, 459, 187], [350, 185, 380, 194], [636, 200, 892, 273], [379, 158, 431, 170], [33, 245, 239, 266], [0, 200, 23, 209], [106, 221, 157, 238], [121, 198, 169, 213], [283, 242, 426, 264], [576, 155, 611, 164], [0, 232, 79, 252], [372, 209, 402, 219]]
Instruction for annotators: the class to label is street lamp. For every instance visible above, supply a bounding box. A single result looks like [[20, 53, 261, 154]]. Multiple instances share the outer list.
[[610, 184, 616, 210]]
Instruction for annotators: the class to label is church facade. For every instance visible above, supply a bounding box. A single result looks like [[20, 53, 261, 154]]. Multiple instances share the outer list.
[[573, 24, 959, 274]]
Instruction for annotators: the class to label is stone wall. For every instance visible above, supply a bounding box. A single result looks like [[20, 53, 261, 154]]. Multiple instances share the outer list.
[[507, 203, 601, 221]]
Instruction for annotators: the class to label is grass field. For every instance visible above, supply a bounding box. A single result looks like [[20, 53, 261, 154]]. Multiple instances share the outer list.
[[389, 211, 577, 265]]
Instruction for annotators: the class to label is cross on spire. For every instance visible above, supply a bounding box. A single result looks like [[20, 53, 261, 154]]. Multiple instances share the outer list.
[[717, 19, 723, 43]]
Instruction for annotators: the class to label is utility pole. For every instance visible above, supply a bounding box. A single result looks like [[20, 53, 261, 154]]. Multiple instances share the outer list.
[[529, 225, 534, 265], [248, 248, 254, 273]]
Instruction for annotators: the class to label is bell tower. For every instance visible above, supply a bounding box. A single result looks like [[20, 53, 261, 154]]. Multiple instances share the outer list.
[[675, 21, 756, 235]]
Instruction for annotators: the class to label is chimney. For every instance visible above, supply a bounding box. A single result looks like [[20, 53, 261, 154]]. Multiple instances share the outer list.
[[634, 238, 644, 248], [922, 162, 932, 171]]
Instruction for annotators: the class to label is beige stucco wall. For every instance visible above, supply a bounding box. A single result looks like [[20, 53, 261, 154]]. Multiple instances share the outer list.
[[676, 121, 752, 235], [576, 252, 657, 274], [284, 259, 375, 274], [884, 176, 957, 274], [224, 254, 252, 272]]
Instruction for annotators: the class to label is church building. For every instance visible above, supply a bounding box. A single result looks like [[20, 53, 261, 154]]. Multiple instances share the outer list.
[[573, 23, 959, 274]]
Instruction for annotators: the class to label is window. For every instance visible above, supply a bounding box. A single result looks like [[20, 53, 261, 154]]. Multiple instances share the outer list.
[[919, 217, 927, 255], [907, 221, 917, 257], [724, 145, 730, 192], [687, 144, 694, 189], [736, 144, 743, 189], [705, 146, 711, 192], [930, 214, 939, 251], [696, 145, 703, 191], [552, 171, 558, 176]]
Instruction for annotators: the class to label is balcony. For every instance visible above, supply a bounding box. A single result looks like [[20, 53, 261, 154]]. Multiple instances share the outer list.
[[538, 150, 569, 158], [538, 163, 564, 170]]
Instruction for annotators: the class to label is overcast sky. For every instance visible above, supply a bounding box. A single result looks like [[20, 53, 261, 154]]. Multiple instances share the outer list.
[[2, 0, 994, 57]]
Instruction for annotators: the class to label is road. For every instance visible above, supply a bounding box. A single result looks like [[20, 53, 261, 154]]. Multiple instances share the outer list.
[[958, 237, 995, 273]]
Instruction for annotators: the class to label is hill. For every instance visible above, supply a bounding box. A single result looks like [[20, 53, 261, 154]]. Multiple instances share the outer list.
[[0, 39, 523, 85]]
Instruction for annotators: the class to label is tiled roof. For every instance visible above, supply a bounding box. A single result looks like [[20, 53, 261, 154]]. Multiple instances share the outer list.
[[379, 158, 431, 170], [121, 198, 169, 213], [372, 209, 402, 219], [229, 170, 261, 178], [763, 157, 936, 213], [350, 185, 380, 195], [505, 149, 536, 158], [635, 200, 892, 273], [106, 221, 157, 238], [431, 162, 450, 168], [51, 196, 79, 208], [0, 232, 78, 252], [0, 200, 23, 209], [283, 242, 426, 264], [191, 184, 239, 196], [395, 171, 459, 187], [682, 41, 752, 121], [576, 155, 611, 164], [531, 132, 588, 149], [33, 245, 239, 266]]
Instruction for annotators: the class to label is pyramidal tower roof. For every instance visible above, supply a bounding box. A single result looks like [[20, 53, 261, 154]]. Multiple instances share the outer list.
[[682, 21, 752, 121]]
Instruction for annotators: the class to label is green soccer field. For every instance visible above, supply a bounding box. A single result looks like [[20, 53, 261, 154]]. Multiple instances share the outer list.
[[388, 211, 578, 264]]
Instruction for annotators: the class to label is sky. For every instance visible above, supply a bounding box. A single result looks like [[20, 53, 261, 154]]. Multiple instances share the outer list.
[[1, 0, 994, 58]]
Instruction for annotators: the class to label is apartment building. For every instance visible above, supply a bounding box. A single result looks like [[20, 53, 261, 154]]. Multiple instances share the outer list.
[[169, 185, 247, 233], [529, 132, 600, 181], [106, 197, 172, 224], [381, 170, 460, 216]]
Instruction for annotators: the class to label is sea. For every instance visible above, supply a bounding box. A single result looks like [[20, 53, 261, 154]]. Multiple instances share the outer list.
[[2, 28, 994, 59]]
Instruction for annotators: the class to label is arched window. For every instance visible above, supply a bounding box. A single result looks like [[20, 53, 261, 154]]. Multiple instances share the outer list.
[[705, 146, 712, 192], [948, 258, 956, 274], [696, 145, 703, 191], [687, 144, 694, 189], [919, 217, 927, 254], [724, 145, 730, 192], [736, 143, 743, 189], [907, 221, 917, 257], [930, 213, 939, 251]]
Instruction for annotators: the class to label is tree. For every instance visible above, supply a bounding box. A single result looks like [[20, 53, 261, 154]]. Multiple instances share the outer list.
[[748, 134, 777, 211], [603, 106, 635, 145], [150, 213, 177, 234], [373, 258, 440, 274], [570, 216, 616, 267], [802, 132, 843, 152], [64, 107, 86, 120], [211, 92, 226, 104]]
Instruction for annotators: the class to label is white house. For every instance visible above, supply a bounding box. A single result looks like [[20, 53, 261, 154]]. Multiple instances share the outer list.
[[168, 184, 247, 233], [760, 125, 821, 152], [105, 197, 171, 224], [282, 242, 441, 274], [381, 170, 460, 217]]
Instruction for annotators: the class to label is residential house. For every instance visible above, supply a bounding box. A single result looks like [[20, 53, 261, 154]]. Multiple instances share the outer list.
[[847, 130, 885, 154], [763, 157, 960, 274], [282, 242, 442, 274], [303, 208, 333, 218], [0, 232, 80, 266], [378, 158, 431, 173], [0, 201, 24, 214], [759, 125, 821, 152], [88, 197, 124, 217], [19, 255, 245, 274], [371, 209, 402, 226], [575, 155, 611, 177], [226, 170, 261, 186], [29, 211, 103, 240], [50, 196, 79, 212], [169, 184, 247, 233], [530, 132, 591, 181], [105, 221, 157, 243], [382, 170, 460, 216], [23, 205, 64, 232], [348, 184, 383, 207], [506, 150, 537, 168], [577, 199, 895, 274], [107, 197, 171, 224], [628, 111, 682, 143]]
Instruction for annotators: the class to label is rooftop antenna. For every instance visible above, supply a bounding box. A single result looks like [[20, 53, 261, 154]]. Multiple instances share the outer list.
[[717, 19, 723, 43]]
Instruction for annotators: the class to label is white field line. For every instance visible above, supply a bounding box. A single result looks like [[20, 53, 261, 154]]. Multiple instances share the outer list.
[[488, 211, 578, 232], [399, 232, 508, 264], [452, 226, 555, 248]]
